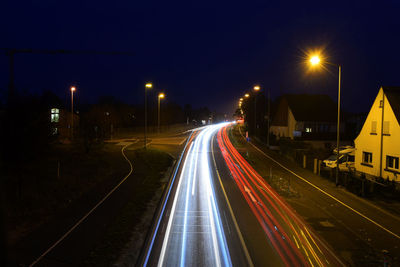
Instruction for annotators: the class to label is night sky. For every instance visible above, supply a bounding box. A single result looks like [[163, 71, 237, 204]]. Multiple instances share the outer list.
[[1, 1, 399, 114]]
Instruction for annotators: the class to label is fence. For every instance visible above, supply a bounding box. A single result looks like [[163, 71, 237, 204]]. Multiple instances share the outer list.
[[293, 151, 400, 199]]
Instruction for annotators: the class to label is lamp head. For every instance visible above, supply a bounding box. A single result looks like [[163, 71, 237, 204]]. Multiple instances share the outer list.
[[309, 55, 321, 66]]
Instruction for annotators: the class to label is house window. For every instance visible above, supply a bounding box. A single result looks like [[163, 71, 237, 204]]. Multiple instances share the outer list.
[[386, 156, 399, 170], [51, 108, 60, 123], [305, 127, 312, 133], [363, 152, 373, 164], [371, 121, 377, 134], [383, 121, 390, 135]]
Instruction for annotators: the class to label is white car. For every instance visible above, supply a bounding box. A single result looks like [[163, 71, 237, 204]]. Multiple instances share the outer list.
[[323, 146, 355, 172]]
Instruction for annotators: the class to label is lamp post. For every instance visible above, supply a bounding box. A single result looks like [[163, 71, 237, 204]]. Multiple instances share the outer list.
[[253, 85, 260, 134], [309, 55, 342, 186], [158, 92, 165, 134], [70, 86, 76, 140], [145, 82, 152, 149]]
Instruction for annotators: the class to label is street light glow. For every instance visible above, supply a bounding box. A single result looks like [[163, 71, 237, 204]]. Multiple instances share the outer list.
[[309, 55, 321, 66], [145, 83, 153, 88], [244, 93, 250, 98], [71, 86, 76, 92], [254, 85, 260, 91], [159, 93, 165, 99], [240, 98, 243, 101]]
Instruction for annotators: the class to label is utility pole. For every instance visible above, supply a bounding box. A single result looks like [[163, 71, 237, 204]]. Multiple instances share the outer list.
[[335, 65, 341, 186]]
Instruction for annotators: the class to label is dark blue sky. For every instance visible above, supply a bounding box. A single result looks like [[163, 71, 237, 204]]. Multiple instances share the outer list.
[[1, 0, 400, 114]]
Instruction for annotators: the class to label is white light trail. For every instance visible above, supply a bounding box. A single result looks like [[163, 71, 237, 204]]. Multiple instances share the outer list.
[[157, 123, 232, 267]]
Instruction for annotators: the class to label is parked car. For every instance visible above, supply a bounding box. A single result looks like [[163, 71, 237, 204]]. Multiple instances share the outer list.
[[322, 146, 355, 172]]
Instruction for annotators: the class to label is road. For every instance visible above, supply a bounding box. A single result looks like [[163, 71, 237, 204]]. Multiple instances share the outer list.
[[230, 125, 400, 265], [143, 123, 250, 266], [141, 123, 343, 266]]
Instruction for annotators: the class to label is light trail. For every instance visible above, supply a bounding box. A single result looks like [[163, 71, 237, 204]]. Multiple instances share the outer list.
[[157, 123, 232, 267], [217, 125, 344, 266]]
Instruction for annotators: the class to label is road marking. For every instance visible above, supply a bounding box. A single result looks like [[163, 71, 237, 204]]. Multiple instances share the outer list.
[[29, 143, 134, 266], [192, 140, 200, 196], [142, 131, 194, 266], [158, 142, 193, 266], [244, 186, 257, 202], [237, 126, 400, 240], [211, 135, 254, 267]]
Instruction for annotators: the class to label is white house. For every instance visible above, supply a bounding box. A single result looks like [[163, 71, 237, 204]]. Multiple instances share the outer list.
[[354, 86, 400, 182], [270, 94, 342, 140]]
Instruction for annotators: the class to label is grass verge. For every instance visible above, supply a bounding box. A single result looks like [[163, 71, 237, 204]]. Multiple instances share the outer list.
[[83, 148, 173, 266]]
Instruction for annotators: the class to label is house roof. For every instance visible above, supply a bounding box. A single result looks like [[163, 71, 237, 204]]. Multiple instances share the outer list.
[[382, 86, 400, 125], [284, 94, 338, 122]]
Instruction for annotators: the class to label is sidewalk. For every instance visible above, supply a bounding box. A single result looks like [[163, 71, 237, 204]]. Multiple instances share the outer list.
[[230, 125, 400, 266]]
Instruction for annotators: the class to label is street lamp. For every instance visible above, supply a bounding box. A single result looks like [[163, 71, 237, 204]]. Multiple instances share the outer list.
[[70, 86, 76, 140], [158, 92, 165, 134], [144, 82, 152, 149], [253, 85, 261, 133], [244, 93, 250, 98], [308, 53, 342, 186]]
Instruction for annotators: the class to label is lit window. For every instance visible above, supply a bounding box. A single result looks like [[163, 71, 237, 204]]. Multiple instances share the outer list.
[[386, 156, 399, 170], [363, 152, 372, 164], [51, 108, 59, 123], [305, 127, 312, 133]]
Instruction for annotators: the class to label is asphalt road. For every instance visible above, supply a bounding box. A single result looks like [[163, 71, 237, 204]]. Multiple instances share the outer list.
[[143, 124, 252, 266], [142, 123, 345, 266], [231, 125, 400, 266]]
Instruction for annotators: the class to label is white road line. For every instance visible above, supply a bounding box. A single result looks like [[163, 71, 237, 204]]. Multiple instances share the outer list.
[[237, 126, 400, 240], [191, 140, 200, 196], [158, 142, 194, 267], [157, 143, 193, 267], [29, 143, 134, 266]]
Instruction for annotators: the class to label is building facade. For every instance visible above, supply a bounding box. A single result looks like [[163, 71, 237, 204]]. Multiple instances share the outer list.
[[270, 94, 342, 140], [354, 86, 400, 182]]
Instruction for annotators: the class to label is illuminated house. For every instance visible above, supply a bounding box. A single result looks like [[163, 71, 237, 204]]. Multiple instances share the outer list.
[[50, 107, 79, 139], [270, 94, 342, 140], [354, 86, 400, 182]]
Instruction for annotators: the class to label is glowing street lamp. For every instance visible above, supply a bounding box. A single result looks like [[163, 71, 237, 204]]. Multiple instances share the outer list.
[[158, 92, 165, 134], [308, 52, 342, 186], [244, 93, 250, 98], [309, 55, 321, 66], [253, 85, 261, 132], [144, 82, 152, 149], [70, 86, 76, 139]]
